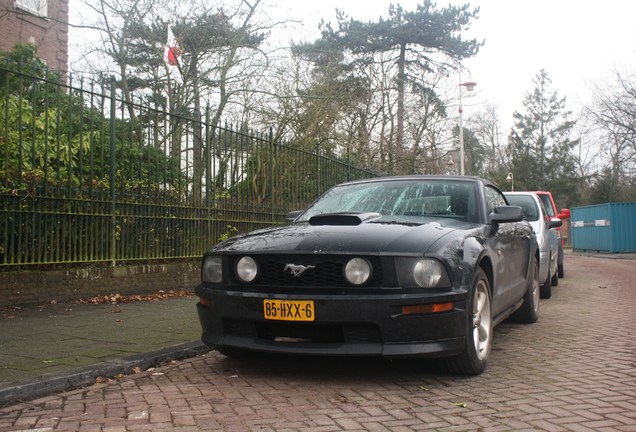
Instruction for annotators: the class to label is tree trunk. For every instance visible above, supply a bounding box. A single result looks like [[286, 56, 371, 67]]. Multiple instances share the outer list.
[[396, 43, 406, 172]]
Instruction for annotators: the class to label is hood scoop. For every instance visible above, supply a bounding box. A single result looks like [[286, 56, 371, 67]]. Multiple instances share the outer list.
[[308, 212, 382, 226]]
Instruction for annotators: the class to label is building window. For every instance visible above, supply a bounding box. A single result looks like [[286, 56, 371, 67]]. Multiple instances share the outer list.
[[15, 0, 48, 17]]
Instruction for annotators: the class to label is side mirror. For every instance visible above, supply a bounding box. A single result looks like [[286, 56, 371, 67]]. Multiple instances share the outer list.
[[558, 208, 571, 219], [490, 205, 524, 223], [285, 210, 304, 223], [549, 218, 563, 229]]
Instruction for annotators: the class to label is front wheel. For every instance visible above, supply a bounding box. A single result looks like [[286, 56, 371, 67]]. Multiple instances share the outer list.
[[540, 256, 552, 299], [551, 265, 559, 286], [512, 257, 540, 323], [444, 268, 492, 375], [557, 244, 565, 278]]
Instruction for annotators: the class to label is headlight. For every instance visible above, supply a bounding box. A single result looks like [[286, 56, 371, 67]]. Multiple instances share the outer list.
[[344, 257, 372, 285], [236, 256, 258, 282], [202, 255, 222, 283], [396, 258, 451, 288]]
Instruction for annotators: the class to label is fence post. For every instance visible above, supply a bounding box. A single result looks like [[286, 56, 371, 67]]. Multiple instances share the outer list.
[[269, 127, 274, 223], [347, 145, 351, 182], [316, 144, 321, 198], [109, 82, 117, 267]]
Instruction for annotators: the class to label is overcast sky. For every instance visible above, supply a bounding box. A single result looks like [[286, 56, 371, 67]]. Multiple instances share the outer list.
[[69, 0, 636, 131], [269, 0, 636, 129]]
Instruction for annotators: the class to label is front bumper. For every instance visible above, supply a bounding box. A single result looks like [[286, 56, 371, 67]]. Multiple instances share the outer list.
[[195, 286, 468, 358]]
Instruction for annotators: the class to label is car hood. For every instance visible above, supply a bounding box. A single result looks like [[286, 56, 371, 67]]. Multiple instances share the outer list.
[[212, 217, 473, 255]]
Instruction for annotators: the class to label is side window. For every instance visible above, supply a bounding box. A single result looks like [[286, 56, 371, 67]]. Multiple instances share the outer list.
[[15, 0, 47, 17], [539, 195, 555, 217], [538, 200, 550, 224], [485, 186, 507, 215]]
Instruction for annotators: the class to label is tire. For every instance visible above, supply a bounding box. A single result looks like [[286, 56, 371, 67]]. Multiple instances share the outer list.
[[557, 243, 565, 278], [551, 266, 559, 286], [512, 257, 540, 323], [540, 255, 552, 299], [444, 268, 492, 376]]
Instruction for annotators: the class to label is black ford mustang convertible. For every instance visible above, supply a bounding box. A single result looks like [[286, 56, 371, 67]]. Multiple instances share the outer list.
[[196, 176, 540, 375]]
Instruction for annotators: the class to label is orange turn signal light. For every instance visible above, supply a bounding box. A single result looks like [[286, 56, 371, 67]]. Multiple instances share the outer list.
[[401, 302, 454, 315], [198, 297, 212, 307]]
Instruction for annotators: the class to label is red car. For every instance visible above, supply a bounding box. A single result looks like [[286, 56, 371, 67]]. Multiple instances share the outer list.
[[533, 191, 570, 278]]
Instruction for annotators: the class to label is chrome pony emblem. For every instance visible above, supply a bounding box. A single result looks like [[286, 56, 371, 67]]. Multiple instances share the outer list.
[[284, 264, 315, 277]]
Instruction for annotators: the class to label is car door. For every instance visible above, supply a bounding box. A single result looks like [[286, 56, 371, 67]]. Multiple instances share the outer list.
[[484, 186, 529, 315], [539, 200, 559, 274]]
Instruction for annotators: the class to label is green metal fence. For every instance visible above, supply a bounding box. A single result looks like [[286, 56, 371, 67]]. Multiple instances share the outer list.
[[0, 65, 376, 267]]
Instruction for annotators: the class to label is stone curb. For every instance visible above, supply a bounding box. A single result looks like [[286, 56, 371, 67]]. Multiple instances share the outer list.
[[568, 250, 636, 260], [0, 341, 209, 407]]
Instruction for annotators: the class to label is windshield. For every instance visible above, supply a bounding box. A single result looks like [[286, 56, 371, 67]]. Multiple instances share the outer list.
[[297, 179, 479, 223], [506, 195, 539, 221]]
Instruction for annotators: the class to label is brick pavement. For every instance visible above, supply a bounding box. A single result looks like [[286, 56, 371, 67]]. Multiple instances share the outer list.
[[0, 252, 634, 431]]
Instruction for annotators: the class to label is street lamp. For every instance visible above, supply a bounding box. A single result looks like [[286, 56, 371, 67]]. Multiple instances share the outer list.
[[459, 79, 476, 176], [506, 172, 514, 191]]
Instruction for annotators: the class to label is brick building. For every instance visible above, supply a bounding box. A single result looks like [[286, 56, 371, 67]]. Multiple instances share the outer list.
[[0, 0, 68, 74]]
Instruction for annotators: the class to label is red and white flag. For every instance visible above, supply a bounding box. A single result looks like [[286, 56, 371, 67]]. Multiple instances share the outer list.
[[164, 24, 182, 81], [166, 46, 180, 66]]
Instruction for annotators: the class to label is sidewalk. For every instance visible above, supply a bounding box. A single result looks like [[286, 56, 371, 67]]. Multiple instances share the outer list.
[[0, 295, 209, 406]]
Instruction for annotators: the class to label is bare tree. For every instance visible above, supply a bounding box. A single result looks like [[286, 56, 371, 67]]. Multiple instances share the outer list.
[[586, 66, 636, 182], [72, 0, 284, 204], [467, 103, 505, 174]]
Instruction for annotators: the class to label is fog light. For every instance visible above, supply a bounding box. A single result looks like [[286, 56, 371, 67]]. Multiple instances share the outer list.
[[236, 256, 258, 282], [344, 257, 372, 285]]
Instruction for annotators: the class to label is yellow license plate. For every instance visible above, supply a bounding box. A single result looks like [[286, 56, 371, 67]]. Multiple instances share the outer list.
[[263, 299, 315, 321]]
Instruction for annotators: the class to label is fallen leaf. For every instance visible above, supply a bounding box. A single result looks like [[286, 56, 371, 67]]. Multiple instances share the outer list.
[[43, 360, 55, 364], [75, 290, 193, 305], [453, 402, 468, 408], [95, 376, 109, 383], [132, 367, 142, 374]]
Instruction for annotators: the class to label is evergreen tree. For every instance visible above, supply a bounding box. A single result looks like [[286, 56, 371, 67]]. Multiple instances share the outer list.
[[507, 70, 579, 201], [294, 1, 481, 174]]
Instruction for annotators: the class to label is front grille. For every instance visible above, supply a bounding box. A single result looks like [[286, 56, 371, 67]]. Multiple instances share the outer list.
[[229, 255, 384, 288], [224, 319, 381, 344]]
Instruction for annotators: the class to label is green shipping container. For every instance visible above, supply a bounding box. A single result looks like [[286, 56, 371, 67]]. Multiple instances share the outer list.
[[571, 202, 636, 253]]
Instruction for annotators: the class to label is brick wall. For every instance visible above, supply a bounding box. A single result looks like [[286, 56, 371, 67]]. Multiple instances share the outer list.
[[0, 261, 201, 307], [0, 0, 69, 73]]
